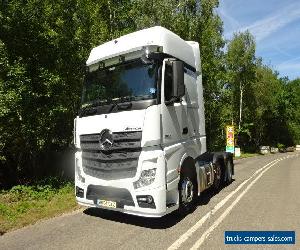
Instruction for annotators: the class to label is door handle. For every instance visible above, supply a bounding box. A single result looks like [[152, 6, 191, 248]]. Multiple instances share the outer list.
[[182, 127, 188, 135]]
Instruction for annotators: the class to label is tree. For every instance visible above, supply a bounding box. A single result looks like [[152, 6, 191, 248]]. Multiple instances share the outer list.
[[0, 0, 134, 186], [287, 78, 300, 144], [276, 78, 300, 146], [251, 61, 284, 147], [226, 31, 256, 148]]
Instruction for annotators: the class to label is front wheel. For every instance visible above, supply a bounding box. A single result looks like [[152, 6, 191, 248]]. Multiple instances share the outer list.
[[178, 173, 197, 215]]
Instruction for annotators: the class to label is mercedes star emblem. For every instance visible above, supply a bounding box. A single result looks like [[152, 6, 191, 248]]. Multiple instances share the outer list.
[[99, 129, 114, 150]]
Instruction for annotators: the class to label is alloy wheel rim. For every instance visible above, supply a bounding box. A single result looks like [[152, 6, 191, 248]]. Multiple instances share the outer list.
[[181, 178, 194, 204]]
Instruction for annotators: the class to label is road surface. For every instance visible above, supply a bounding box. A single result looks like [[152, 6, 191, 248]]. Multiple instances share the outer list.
[[1, 152, 299, 250]]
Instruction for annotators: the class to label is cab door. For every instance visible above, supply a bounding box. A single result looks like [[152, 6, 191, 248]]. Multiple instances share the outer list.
[[160, 59, 188, 147]]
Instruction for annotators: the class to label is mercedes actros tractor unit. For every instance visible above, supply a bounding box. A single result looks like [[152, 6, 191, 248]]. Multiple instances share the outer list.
[[74, 26, 234, 217]]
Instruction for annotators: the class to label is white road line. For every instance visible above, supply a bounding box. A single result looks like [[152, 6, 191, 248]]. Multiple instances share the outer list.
[[190, 159, 283, 249], [167, 158, 280, 250]]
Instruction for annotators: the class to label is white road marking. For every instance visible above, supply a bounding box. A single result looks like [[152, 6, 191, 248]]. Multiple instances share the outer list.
[[167, 157, 286, 250], [190, 159, 282, 249]]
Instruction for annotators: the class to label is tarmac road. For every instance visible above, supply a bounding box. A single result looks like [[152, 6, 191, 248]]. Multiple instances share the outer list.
[[1, 152, 299, 250]]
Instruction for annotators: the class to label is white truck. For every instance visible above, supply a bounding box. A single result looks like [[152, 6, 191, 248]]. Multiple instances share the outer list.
[[74, 26, 234, 217]]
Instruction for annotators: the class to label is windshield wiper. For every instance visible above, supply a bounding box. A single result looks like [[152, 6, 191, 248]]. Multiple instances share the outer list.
[[82, 95, 148, 115], [131, 94, 154, 101], [117, 101, 132, 110], [107, 102, 117, 113], [80, 99, 109, 116], [107, 96, 133, 113]]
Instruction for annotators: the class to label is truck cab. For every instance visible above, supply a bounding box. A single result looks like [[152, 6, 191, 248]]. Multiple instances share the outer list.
[[74, 26, 233, 217]]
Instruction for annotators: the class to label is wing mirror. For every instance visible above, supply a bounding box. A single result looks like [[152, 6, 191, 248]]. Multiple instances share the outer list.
[[165, 60, 185, 105], [172, 60, 185, 98]]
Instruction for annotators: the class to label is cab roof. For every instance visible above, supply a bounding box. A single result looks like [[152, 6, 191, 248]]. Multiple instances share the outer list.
[[87, 26, 198, 70]]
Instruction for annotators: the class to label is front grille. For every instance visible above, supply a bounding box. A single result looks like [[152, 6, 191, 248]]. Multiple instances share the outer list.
[[80, 131, 142, 180]]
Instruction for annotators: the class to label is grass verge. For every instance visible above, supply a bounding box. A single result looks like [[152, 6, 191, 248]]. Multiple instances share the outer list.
[[0, 178, 79, 235]]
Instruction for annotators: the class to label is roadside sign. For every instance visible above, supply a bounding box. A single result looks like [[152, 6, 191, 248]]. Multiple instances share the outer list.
[[226, 125, 234, 153], [234, 147, 241, 157]]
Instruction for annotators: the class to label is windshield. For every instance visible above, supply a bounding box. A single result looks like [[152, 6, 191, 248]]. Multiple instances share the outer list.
[[82, 59, 158, 108]]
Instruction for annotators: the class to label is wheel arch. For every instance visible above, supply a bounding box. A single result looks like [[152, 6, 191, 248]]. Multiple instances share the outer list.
[[179, 155, 196, 177]]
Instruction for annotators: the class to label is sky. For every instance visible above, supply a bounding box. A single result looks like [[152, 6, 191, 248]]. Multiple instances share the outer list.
[[218, 0, 300, 80]]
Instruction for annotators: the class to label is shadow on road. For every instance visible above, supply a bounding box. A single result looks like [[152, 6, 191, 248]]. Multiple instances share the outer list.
[[83, 207, 185, 229], [195, 178, 236, 207], [83, 179, 235, 229]]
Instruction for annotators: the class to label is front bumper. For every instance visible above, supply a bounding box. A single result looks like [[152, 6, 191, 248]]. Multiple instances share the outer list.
[[76, 186, 170, 217], [75, 148, 179, 217]]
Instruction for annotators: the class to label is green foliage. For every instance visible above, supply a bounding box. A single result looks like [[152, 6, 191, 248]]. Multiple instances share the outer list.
[[3, 177, 70, 201], [0, 180, 76, 233], [226, 31, 256, 129], [0, 0, 299, 187], [249, 61, 284, 147], [0, 0, 128, 185], [278, 78, 300, 145], [224, 31, 299, 151]]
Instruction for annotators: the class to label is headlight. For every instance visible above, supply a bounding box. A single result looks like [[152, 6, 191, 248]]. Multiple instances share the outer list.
[[75, 158, 85, 183], [133, 168, 156, 189]]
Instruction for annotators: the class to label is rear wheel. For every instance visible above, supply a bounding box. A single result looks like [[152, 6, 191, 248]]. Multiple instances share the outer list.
[[212, 162, 221, 191], [226, 160, 233, 184]]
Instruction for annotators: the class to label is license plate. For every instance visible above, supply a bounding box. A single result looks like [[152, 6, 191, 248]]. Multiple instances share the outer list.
[[97, 199, 117, 208]]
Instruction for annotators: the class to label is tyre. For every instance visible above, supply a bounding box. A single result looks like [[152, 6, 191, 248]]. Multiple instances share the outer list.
[[226, 160, 233, 185], [212, 162, 221, 191], [178, 170, 197, 215]]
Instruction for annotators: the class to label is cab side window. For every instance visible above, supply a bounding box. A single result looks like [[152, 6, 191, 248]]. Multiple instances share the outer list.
[[164, 63, 173, 102]]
